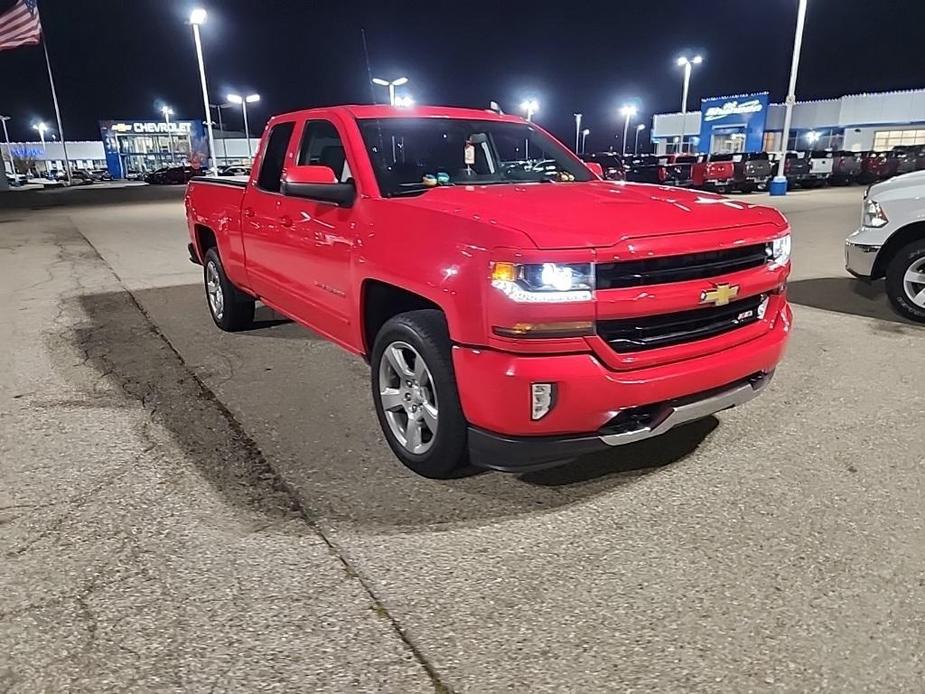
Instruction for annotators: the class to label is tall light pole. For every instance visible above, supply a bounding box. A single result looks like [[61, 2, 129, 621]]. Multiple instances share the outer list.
[[771, 0, 809, 196], [635, 123, 646, 154], [581, 128, 590, 154], [0, 115, 10, 189], [161, 106, 175, 165], [676, 55, 703, 154], [33, 122, 49, 178], [620, 105, 638, 156], [210, 103, 232, 166], [189, 8, 218, 174], [227, 93, 260, 160], [520, 99, 539, 159], [574, 113, 582, 152], [371, 76, 409, 106]]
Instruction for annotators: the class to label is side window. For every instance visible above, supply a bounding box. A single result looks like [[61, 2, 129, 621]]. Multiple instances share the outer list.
[[297, 120, 350, 182], [257, 121, 295, 192]]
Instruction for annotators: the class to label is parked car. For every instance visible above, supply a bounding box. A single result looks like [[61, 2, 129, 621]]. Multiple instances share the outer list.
[[91, 168, 113, 182], [857, 151, 897, 184], [4, 172, 26, 187], [846, 170, 925, 322], [144, 165, 200, 185], [219, 165, 252, 177], [891, 148, 918, 177], [739, 152, 773, 192], [68, 170, 96, 185], [661, 154, 697, 187], [579, 153, 624, 181], [830, 150, 862, 185], [769, 151, 812, 188], [690, 153, 740, 193], [622, 154, 666, 184], [185, 104, 792, 478], [804, 150, 834, 187]]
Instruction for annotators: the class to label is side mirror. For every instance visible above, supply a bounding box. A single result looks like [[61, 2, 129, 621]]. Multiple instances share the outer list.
[[585, 161, 604, 178], [281, 165, 355, 207]]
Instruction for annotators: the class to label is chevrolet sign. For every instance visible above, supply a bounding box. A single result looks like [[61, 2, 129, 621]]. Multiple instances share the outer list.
[[703, 99, 764, 123], [110, 122, 193, 134], [700, 283, 740, 307]]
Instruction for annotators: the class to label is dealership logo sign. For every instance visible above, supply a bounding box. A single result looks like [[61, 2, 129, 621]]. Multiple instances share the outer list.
[[703, 99, 764, 122], [110, 122, 193, 134]]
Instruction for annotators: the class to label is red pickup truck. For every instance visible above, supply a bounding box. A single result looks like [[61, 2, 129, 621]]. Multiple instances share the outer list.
[[185, 105, 792, 478]]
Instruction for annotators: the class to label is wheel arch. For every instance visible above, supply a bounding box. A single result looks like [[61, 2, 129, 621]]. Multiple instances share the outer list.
[[872, 221, 925, 279], [360, 280, 445, 359]]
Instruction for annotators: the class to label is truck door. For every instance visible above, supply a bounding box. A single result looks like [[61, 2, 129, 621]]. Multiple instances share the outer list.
[[240, 119, 297, 307], [273, 118, 358, 345]]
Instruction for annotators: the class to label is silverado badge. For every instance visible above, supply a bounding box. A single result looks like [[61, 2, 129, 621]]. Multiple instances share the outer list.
[[700, 283, 740, 307]]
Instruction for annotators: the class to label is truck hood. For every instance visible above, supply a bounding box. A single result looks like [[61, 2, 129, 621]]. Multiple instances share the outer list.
[[391, 180, 784, 249], [870, 170, 925, 199]]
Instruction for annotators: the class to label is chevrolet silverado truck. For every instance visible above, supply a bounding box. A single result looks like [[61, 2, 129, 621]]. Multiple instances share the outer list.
[[185, 105, 793, 478], [846, 170, 925, 322]]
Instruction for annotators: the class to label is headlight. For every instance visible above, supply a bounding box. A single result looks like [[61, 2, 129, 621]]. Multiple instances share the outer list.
[[491, 262, 593, 303], [767, 234, 791, 267], [863, 199, 888, 228]]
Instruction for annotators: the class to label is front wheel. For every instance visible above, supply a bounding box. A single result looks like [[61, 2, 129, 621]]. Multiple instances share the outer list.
[[370, 310, 469, 478], [886, 241, 925, 323]]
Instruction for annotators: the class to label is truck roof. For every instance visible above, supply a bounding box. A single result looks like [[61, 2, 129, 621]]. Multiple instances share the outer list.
[[275, 104, 526, 124]]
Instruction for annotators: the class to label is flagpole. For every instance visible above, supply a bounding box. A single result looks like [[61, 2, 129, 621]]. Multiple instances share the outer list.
[[40, 30, 71, 184]]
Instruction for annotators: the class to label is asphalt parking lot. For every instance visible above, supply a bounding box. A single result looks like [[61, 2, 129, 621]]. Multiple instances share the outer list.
[[2, 185, 923, 692]]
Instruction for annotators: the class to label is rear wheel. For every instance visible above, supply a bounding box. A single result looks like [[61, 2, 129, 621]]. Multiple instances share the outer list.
[[885, 240, 925, 323], [370, 310, 469, 478], [203, 247, 255, 331]]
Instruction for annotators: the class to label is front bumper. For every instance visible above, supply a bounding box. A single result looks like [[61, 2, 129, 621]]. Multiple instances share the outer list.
[[845, 237, 881, 279], [455, 300, 791, 470], [469, 371, 773, 471]]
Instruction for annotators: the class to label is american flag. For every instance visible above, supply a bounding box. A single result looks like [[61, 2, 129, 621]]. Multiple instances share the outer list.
[[0, 0, 42, 52]]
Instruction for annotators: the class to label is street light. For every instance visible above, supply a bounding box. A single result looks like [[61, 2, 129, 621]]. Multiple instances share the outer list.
[[581, 128, 590, 154], [394, 94, 415, 108], [372, 76, 409, 106], [635, 123, 647, 154], [520, 99, 539, 121], [161, 105, 175, 165], [676, 55, 703, 154], [620, 104, 638, 156], [771, 0, 809, 196], [574, 113, 582, 153], [33, 122, 48, 150], [227, 93, 260, 160], [189, 8, 218, 174]]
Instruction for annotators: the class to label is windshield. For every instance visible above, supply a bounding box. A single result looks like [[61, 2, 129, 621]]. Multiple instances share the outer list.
[[358, 117, 593, 197]]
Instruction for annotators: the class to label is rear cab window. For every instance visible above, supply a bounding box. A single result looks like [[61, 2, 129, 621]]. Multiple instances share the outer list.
[[256, 121, 296, 192]]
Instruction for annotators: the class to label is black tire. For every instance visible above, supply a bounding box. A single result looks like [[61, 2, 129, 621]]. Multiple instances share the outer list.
[[370, 310, 469, 478], [885, 240, 925, 323], [203, 247, 255, 331]]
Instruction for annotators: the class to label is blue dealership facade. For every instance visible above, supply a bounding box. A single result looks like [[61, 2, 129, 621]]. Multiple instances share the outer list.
[[652, 88, 925, 155]]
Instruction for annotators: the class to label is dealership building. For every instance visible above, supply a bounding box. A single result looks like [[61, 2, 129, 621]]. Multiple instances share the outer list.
[[2, 117, 259, 178], [651, 88, 925, 155]]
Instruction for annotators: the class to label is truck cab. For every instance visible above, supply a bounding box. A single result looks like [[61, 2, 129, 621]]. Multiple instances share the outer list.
[[186, 105, 792, 478]]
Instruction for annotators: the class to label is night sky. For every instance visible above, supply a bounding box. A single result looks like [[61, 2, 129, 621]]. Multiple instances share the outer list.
[[1, 0, 924, 152]]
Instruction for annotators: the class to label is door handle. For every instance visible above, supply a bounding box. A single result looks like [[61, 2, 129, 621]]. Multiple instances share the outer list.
[[244, 207, 255, 218], [279, 215, 293, 227]]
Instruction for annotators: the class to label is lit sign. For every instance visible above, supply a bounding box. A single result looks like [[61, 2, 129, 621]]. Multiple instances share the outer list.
[[110, 122, 193, 134], [703, 99, 764, 122]]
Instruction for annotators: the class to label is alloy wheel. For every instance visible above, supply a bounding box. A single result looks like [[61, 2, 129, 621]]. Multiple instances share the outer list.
[[378, 341, 439, 455], [903, 257, 925, 308]]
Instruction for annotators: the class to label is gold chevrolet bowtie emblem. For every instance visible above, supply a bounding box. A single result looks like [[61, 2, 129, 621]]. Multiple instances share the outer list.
[[700, 283, 740, 307]]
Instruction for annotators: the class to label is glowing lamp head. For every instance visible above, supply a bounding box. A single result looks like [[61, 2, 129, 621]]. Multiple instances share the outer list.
[[189, 8, 207, 25]]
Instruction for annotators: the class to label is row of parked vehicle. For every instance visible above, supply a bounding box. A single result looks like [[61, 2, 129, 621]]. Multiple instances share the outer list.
[[581, 147, 925, 193], [142, 163, 251, 185]]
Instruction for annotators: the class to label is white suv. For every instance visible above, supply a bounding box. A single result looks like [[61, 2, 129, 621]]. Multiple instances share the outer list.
[[846, 170, 925, 323]]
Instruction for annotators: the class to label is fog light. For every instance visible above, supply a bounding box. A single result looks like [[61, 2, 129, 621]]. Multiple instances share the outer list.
[[531, 383, 557, 420]]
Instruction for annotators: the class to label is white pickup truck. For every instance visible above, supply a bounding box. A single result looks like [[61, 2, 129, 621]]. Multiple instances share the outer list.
[[846, 171, 925, 323]]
